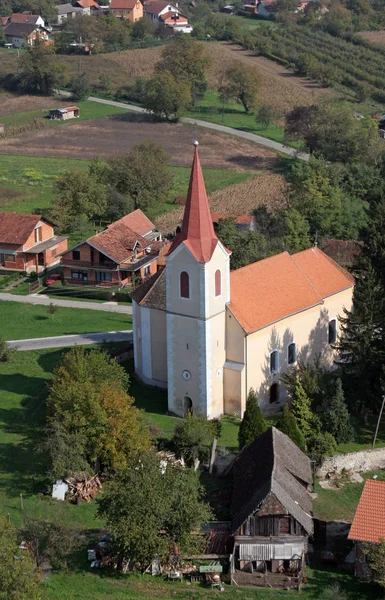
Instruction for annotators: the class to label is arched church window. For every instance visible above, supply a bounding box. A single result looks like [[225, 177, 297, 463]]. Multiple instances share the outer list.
[[215, 269, 221, 297], [269, 383, 279, 404], [270, 350, 278, 374], [180, 271, 190, 298]]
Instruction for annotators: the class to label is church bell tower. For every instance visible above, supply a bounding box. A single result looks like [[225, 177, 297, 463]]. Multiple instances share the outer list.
[[165, 142, 230, 419]]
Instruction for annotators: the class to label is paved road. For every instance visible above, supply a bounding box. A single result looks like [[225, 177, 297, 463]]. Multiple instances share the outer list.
[[0, 292, 132, 314], [59, 91, 309, 161], [8, 330, 133, 350]]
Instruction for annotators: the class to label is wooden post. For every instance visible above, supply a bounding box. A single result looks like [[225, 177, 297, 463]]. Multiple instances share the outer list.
[[373, 395, 385, 449]]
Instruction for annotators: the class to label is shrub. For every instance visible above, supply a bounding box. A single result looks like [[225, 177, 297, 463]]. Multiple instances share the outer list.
[[0, 336, 14, 363]]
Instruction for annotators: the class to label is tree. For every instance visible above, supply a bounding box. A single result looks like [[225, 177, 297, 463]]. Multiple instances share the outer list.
[[365, 539, 385, 590], [22, 517, 81, 570], [257, 105, 276, 129], [306, 430, 336, 464], [216, 217, 268, 269], [45, 347, 150, 475], [290, 379, 314, 439], [142, 70, 191, 120], [275, 405, 306, 451], [173, 415, 218, 466], [324, 379, 354, 444], [156, 35, 209, 102], [220, 63, 259, 113], [0, 335, 14, 363], [18, 36, 66, 95], [132, 15, 156, 39], [0, 516, 41, 600], [51, 170, 108, 231], [107, 141, 173, 210], [97, 450, 212, 568], [238, 388, 267, 449], [23, 0, 58, 23], [70, 72, 91, 102], [47, 303, 58, 318]]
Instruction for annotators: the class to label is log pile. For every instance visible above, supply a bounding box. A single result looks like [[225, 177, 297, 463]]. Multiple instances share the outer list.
[[65, 474, 102, 502]]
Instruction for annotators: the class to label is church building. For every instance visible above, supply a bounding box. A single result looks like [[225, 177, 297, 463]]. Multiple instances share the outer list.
[[131, 143, 354, 419]]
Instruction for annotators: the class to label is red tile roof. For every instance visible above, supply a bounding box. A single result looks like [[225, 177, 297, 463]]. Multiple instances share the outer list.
[[229, 247, 354, 333], [89, 223, 148, 264], [0, 212, 42, 245], [76, 0, 100, 8], [211, 213, 253, 226], [10, 12, 40, 22], [168, 146, 220, 263], [144, 0, 170, 14], [160, 10, 188, 22], [110, 209, 155, 237], [349, 480, 385, 543], [110, 0, 139, 9]]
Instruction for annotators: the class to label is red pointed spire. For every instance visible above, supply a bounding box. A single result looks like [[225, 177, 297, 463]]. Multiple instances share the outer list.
[[168, 143, 218, 263]]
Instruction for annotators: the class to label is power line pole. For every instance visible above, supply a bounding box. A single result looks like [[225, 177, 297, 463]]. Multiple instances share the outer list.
[[372, 395, 385, 449]]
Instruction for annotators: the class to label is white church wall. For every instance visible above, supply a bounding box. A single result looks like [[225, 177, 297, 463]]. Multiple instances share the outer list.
[[149, 308, 168, 384], [141, 307, 153, 380]]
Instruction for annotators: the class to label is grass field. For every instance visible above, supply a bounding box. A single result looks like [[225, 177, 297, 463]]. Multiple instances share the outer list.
[[0, 153, 253, 221], [42, 566, 382, 600], [0, 301, 132, 340], [229, 14, 276, 30]]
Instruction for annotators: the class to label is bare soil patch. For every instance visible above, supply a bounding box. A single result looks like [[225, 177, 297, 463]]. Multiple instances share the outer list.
[[0, 187, 25, 200], [155, 173, 288, 234], [0, 113, 279, 170], [0, 93, 69, 117], [357, 30, 385, 46]]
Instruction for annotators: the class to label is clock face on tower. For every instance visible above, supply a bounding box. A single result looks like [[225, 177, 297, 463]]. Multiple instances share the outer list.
[[182, 370, 191, 381]]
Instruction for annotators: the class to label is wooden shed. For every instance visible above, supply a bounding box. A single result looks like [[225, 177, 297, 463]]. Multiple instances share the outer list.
[[49, 106, 79, 120]]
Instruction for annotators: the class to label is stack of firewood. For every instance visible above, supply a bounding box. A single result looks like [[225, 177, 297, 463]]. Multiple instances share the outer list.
[[65, 474, 102, 502]]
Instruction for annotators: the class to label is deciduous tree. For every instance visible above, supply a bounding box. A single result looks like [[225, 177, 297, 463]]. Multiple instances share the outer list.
[[173, 415, 217, 467], [220, 63, 259, 113], [142, 70, 191, 120], [365, 539, 385, 590], [18, 36, 66, 95], [238, 388, 267, 449]]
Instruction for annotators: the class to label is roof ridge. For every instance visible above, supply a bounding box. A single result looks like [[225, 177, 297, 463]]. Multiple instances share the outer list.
[[288, 251, 324, 302]]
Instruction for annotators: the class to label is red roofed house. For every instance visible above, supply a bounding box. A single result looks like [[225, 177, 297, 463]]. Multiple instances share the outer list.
[[131, 142, 354, 419], [144, 0, 191, 30], [75, 0, 101, 14], [60, 209, 163, 287], [348, 480, 385, 578], [109, 0, 143, 21], [0, 213, 68, 273]]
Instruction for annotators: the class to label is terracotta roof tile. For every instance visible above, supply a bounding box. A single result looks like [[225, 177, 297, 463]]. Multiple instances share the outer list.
[[89, 223, 148, 263], [228, 248, 353, 333], [0, 212, 42, 245], [110, 0, 138, 9], [77, 0, 100, 7], [144, 0, 170, 13], [110, 209, 155, 236], [349, 480, 385, 543]]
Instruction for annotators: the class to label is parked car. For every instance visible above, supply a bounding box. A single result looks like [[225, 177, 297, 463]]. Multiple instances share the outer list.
[[45, 274, 61, 285]]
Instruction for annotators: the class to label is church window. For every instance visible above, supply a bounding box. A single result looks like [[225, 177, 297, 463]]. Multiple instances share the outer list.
[[215, 269, 221, 297], [269, 383, 279, 404], [180, 271, 190, 298], [270, 350, 278, 374], [328, 319, 337, 344], [288, 343, 296, 365]]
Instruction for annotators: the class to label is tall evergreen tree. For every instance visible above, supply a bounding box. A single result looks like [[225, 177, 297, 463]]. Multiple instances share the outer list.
[[290, 379, 314, 439], [275, 404, 306, 451], [238, 388, 267, 449], [325, 379, 354, 444]]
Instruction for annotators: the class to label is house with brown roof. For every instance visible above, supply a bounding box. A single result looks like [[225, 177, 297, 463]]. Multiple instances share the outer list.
[[348, 480, 385, 578], [144, 0, 191, 30], [3, 22, 50, 46], [230, 427, 313, 588], [60, 210, 163, 287], [0, 213, 68, 274], [109, 0, 143, 21], [131, 142, 354, 418], [75, 0, 102, 14]]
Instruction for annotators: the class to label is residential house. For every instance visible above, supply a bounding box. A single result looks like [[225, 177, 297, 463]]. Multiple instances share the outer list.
[[144, 0, 191, 30], [211, 214, 256, 233], [132, 143, 354, 416], [3, 22, 50, 46], [10, 12, 46, 27], [55, 4, 84, 25], [60, 210, 163, 287], [348, 480, 385, 578], [230, 427, 313, 588], [75, 0, 102, 15], [0, 213, 68, 273], [109, 0, 143, 21], [49, 106, 80, 120]]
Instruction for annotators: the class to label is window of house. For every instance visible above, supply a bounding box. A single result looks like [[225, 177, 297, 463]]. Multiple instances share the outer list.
[[34, 227, 42, 243], [71, 270, 87, 281], [72, 250, 80, 261], [144, 266, 150, 277], [328, 319, 337, 344], [269, 383, 279, 404], [96, 271, 112, 282], [215, 269, 221, 297], [180, 271, 189, 298], [270, 350, 278, 374], [288, 342, 296, 365], [5, 254, 15, 263]]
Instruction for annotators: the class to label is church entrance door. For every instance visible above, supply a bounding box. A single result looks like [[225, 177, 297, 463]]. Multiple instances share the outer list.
[[184, 396, 193, 416]]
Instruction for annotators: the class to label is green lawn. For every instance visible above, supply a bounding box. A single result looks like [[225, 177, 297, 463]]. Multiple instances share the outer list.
[[313, 470, 385, 522], [0, 99, 128, 129], [0, 153, 253, 221], [229, 14, 276, 30], [184, 90, 297, 146], [42, 566, 382, 600], [0, 301, 132, 340], [336, 414, 385, 453]]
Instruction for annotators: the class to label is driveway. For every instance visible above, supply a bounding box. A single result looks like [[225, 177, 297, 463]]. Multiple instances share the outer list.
[[8, 330, 133, 350], [0, 292, 132, 314]]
